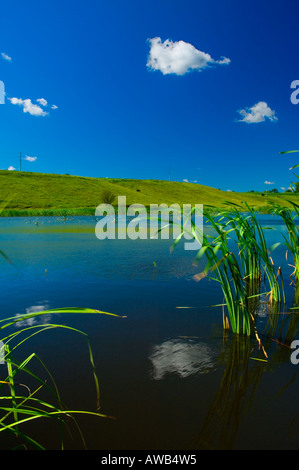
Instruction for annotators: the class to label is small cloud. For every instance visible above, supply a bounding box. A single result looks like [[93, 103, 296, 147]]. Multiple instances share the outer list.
[[147, 37, 230, 76], [183, 178, 189, 182], [8, 97, 48, 116], [227, 189, 232, 192], [237, 101, 278, 124], [51, 104, 58, 109], [1, 52, 12, 62], [36, 98, 48, 107], [264, 180, 275, 185], [8, 166, 16, 171], [24, 155, 37, 162], [281, 187, 286, 190]]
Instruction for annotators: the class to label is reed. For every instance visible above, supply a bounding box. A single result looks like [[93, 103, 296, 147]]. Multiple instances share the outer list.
[[188, 335, 266, 450], [170, 205, 252, 335], [172, 203, 284, 337], [240, 203, 284, 305], [272, 203, 299, 286], [0, 307, 123, 449]]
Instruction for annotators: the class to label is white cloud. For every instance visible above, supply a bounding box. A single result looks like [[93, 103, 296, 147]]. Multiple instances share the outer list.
[[1, 52, 12, 61], [24, 155, 37, 162], [8, 166, 16, 171], [264, 180, 274, 185], [237, 101, 278, 123], [8, 97, 48, 116], [147, 37, 230, 75], [51, 104, 58, 109], [183, 178, 189, 182], [37, 98, 48, 107]]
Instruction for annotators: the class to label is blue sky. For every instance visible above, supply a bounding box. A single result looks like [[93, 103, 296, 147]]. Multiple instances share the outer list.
[[0, 0, 298, 192]]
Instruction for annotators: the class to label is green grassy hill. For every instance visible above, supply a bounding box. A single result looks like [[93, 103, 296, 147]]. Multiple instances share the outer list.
[[0, 170, 298, 216]]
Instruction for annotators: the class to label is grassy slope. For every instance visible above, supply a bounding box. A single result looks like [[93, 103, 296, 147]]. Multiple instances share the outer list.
[[0, 170, 298, 216]]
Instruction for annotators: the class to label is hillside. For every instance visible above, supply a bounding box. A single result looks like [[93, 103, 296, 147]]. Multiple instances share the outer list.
[[0, 170, 298, 216]]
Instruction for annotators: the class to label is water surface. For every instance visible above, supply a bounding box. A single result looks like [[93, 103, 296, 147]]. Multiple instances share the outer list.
[[0, 215, 298, 450]]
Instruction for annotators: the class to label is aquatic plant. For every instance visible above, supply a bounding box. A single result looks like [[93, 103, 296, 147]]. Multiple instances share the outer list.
[[192, 208, 253, 335], [172, 203, 284, 338], [0, 307, 124, 449], [237, 204, 284, 305], [188, 335, 266, 450], [188, 300, 299, 450], [276, 150, 299, 302], [271, 203, 299, 301], [279, 149, 299, 192]]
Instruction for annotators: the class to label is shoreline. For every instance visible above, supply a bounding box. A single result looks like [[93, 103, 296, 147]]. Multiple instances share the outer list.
[[0, 204, 287, 218]]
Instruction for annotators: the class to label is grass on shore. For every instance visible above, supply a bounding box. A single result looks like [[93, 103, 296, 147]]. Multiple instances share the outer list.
[[0, 170, 298, 216]]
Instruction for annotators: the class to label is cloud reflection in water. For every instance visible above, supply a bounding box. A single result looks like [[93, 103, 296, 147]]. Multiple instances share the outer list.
[[149, 338, 216, 380], [14, 303, 52, 327]]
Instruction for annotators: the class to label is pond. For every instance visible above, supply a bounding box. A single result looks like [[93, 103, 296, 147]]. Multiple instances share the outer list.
[[0, 214, 298, 450]]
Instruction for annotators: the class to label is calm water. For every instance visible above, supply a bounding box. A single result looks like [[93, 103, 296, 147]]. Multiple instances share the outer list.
[[0, 214, 298, 450]]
